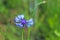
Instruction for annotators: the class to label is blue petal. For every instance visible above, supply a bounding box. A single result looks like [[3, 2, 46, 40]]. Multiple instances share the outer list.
[[17, 14, 24, 19], [26, 18, 34, 27], [15, 17, 20, 22], [15, 14, 24, 22], [15, 23, 23, 28]]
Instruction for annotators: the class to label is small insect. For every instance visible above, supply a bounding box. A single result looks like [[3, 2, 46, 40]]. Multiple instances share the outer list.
[[14, 14, 34, 28]]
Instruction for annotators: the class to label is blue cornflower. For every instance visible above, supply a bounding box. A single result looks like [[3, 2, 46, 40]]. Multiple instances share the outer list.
[[14, 14, 34, 28]]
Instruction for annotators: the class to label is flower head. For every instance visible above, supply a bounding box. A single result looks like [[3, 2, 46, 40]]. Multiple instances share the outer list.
[[14, 14, 34, 28]]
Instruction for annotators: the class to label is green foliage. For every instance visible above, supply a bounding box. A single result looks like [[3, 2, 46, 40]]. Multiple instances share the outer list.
[[0, 0, 60, 40], [6, 0, 22, 8], [0, 1, 9, 24]]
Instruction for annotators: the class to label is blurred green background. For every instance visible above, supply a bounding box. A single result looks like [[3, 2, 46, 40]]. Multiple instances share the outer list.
[[0, 0, 60, 40]]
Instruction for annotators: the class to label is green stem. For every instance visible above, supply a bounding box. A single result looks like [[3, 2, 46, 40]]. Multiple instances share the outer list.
[[22, 28, 24, 40], [27, 28, 30, 40], [34, 0, 38, 28]]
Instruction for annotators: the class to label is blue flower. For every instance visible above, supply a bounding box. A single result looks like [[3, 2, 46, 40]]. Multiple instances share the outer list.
[[14, 14, 34, 28]]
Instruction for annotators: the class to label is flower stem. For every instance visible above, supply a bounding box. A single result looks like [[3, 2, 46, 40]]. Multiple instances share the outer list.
[[27, 28, 30, 40], [22, 28, 24, 40]]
